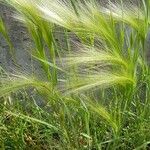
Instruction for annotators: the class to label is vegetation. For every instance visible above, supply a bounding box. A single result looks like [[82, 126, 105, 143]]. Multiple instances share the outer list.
[[0, 0, 150, 149]]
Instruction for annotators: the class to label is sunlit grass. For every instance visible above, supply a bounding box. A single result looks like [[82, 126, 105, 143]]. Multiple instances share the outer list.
[[0, 0, 150, 149]]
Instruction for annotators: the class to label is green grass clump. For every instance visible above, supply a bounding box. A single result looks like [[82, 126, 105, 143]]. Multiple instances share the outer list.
[[0, 0, 150, 149]]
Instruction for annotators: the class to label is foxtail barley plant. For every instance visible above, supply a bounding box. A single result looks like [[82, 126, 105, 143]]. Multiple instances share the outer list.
[[0, 0, 150, 149]]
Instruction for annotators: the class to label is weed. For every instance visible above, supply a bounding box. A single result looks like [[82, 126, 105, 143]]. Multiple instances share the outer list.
[[0, 0, 150, 149]]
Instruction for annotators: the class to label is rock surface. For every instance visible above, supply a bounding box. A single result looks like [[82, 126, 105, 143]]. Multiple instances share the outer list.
[[0, 3, 46, 77], [0, 0, 149, 75]]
